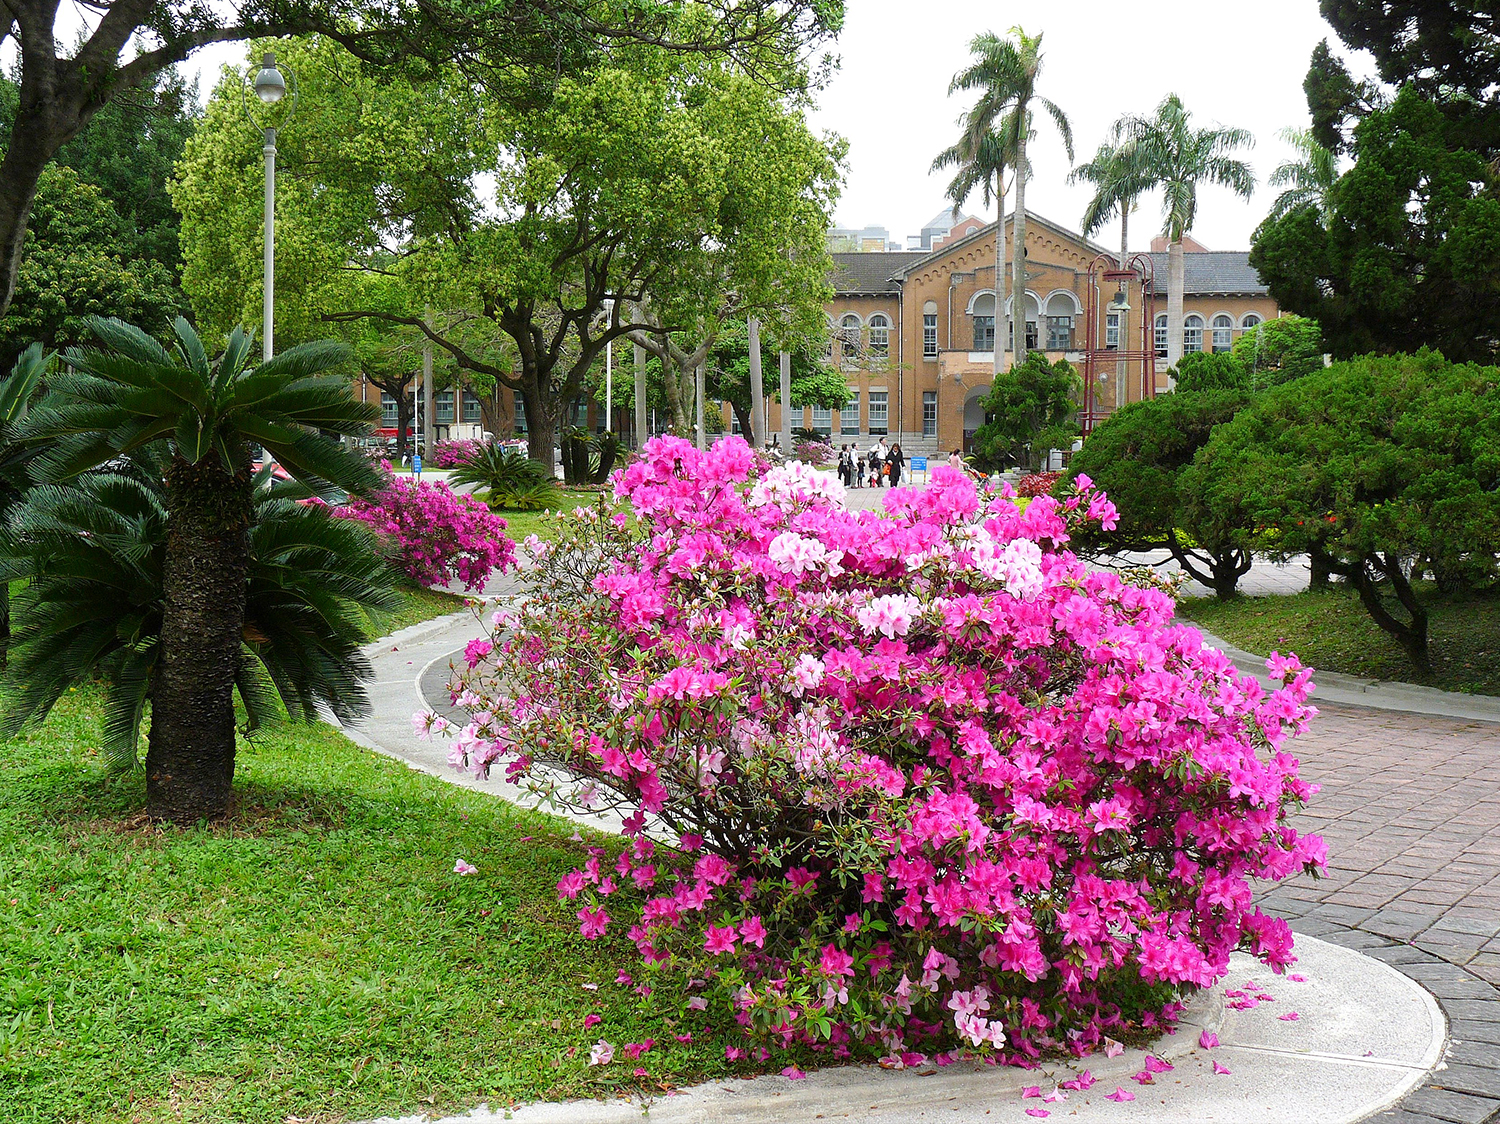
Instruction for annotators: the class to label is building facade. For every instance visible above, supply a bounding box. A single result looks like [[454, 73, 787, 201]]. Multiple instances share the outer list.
[[773, 211, 1278, 458]]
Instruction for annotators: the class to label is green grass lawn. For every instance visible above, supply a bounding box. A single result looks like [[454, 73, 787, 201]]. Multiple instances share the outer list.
[[373, 586, 471, 633], [0, 692, 755, 1123], [1179, 585, 1500, 696]]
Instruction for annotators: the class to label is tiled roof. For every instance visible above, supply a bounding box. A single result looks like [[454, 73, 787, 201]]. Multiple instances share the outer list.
[[1145, 251, 1268, 296], [830, 251, 929, 294]]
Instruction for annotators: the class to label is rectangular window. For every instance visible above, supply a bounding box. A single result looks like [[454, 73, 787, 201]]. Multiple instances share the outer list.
[[867, 391, 888, 436], [1155, 319, 1168, 358], [1184, 323, 1204, 353], [1105, 313, 1120, 350], [840, 391, 860, 435], [972, 315, 995, 352], [435, 389, 455, 424], [922, 313, 938, 358], [1007, 320, 1039, 350], [730, 412, 741, 435], [514, 396, 527, 433], [922, 391, 937, 437], [1046, 315, 1073, 351], [381, 392, 398, 427], [462, 390, 482, 423], [811, 404, 832, 436]]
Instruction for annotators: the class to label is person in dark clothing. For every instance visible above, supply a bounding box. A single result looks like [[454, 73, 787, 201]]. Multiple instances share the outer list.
[[885, 443, 905, 488], [867, 447, 882, 487]]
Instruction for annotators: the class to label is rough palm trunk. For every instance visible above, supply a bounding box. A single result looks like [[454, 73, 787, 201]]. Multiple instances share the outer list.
[[1166, 238, 1185, 377], [994, 181, 1006, 376], [747, 317, 765, 449], [1012, 143, 1029, 368], [1115, 206, 1129, 409], [145, 455, 254, 822]]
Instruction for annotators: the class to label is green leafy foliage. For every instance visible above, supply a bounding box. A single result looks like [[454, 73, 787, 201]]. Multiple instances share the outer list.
[[1252, 88, 1500, 362], [1182, 350, 1500, 672], [1172, 351, 1249, 395], [1068, 389, 1252, 597], [969, 353, 1078, 472], [1231, 314, 1325, 387], [450, 443, 550, 493]]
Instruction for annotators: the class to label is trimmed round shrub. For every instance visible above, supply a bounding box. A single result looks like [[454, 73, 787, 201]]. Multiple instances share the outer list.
[[424, 436, 1324, 1066]]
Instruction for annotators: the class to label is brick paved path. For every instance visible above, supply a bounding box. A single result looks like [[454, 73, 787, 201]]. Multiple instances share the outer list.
[[1259, 704, 1500, 987]]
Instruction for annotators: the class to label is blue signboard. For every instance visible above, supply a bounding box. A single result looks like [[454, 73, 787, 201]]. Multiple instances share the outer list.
[[911, 456, 928, 472]]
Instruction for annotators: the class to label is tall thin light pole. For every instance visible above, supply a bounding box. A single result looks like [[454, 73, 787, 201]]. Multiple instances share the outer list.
[[605, 338, 613, 434], [633, 342, 647, 449], [747, 317, 765, 448], [779, 350, 792, 450], [246, 52, 293, 362]]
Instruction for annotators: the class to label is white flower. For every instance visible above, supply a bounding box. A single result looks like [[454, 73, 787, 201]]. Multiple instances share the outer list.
[[856, 593, 922, 639], [789, 653, 826, 696]]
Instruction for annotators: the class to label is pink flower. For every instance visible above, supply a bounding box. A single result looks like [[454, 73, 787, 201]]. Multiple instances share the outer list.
[[1103, 1038, 1124, 1058], [452, 859, 477, 876], [781, 1066, 806, 1080], [584, 1013, 601, 1029], [725, 1047, 747, 1061], [1024, 1111, 1050, 1119], [556, 870, 585, 899], [704, 926, 738, 955], [1290, 974, 1307, 983], [1021, 1086, 1041, 1099], [1105, 1088, 1136, 1102], [577, 906, 609, 940], [1199, 1030, 1220, 1049], [1279, 1011, 1300, 1021], [615, 970, 633, 986], [1144, 1055, 1173, 1074], [622, 1039, 654, 1059], [820, 944, 854, 980], [739, 916, 768, 948], [686, 997, 707, 1011], [1213, 1061, 1233, 1075], [589, 1040, 614, 1066]]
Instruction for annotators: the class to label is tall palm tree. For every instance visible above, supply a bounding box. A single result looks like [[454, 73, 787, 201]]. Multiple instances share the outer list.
[[933, 128, 1016, 376], [1121, 94, 1255, 371], [1266, 127, 1338, 223], [18, 316, 383, 822], [945, 28, 1072, 368], [0, 461, 399, 772], [1070, 128, 1152, 270]]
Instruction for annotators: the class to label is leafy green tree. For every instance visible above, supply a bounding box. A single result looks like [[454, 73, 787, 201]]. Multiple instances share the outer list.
[[1068, 389, 1252, 598], [1251, 87, 1500, 363], [970, 352, 1078, 472], [0, 462, 397, 773], [1171, 351, 1249, 395], [704, 323, 846, 439], [1120, 95, 1256, 370], [0, 166, 178, 368], [1231, 314, 1325, 388], [944, 28, 1072, 366], [17, 317, 381, 821], [1316, 1, 1498, 100], [1182, 350, 1500, 674], [1266, 127, 1339, 223], [0, 0, 839, 316], [1070, 125, 1152, 270]]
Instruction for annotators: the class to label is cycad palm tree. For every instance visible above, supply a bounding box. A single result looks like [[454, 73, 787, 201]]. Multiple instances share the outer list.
[[1121, 94, 1255, 370], [0, 343, 50, 662], [17, 316, 382, 821], [1267, 127, 1338, 223], [0, 462, 399, 773], [945, 28, 1072, 367]]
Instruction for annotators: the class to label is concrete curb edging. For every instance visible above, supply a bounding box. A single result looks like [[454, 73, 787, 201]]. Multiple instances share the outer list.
[[1182, 622, 1500, 725]]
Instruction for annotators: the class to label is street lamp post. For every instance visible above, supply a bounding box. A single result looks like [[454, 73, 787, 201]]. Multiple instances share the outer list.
[[244, 52, 295, 362]]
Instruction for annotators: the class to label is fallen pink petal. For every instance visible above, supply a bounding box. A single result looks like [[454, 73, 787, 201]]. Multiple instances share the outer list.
[[1131, 1070, 1154, 1084], [452, 859, 477, 875], [1199, 1030, 1220, 1050], [1105, 1087, 1137, 1102], [583, 1014, 601, 1029], [1144, 1055, 1174, 1074], [1213, 1061, 1233, 1075], [1042, 1088, 1067, 1103], [1279, 1011, 1301, 1021], [1024, 1111, 1050, 1119], [1104, 1038, 1125, 1058], [1021, 1085, 1042, 1099], [782, 1066, 806, 1080], [1290, 974, 1307, 983]]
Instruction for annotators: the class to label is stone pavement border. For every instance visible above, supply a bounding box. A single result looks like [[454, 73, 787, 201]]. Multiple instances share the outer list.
[[1298, 921, 1500, 1124]]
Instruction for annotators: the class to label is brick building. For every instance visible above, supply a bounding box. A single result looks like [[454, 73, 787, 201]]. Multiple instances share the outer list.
[[770, 210, 1279, 459]]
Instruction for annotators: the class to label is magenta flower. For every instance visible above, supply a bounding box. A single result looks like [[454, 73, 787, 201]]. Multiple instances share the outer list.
[[1199, 1030, 1220, 1050], [704, 926, 738, 955], [576, 906, 609, 940], [739, 915, 768, 948], [1104, 1088, 1136, 1102], [584, 1013, 601, 1029]]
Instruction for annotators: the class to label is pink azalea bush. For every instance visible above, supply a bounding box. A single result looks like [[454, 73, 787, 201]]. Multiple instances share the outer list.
[[422, 436, 1324, 1065], [431, 439, 485, 469], [340, 476, 515, 590], [793, 439, 835, 467]]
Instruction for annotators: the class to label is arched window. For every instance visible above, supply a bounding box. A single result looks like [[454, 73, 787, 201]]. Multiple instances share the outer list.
[[1211, 314, 1233, 353], [1154, 314, 1168, 358], [1240, 312, 1263, 331], [1183, 314, 1204, 354], [867, 313, 890, 360], [840, 313, 861, 360], [1044, 292, 1078, 350], [970, 292, 996, 352]]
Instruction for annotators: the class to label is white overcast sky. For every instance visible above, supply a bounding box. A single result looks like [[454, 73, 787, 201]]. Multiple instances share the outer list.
[[20, 0, 1373, 253], [805, 0, 1375, 251]]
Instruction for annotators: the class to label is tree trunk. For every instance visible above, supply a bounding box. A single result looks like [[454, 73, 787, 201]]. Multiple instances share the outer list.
[[731, 398, 755, 444], [477, 383, 511, 440], [1309, 545, 1334, 590], [1012, 143, 1029, 368], [0, 82, 74, 315], [779, 350, 793, 449], [1166, 530, 1250, 600], [422, 337, 435, 455], [695, 361, 706, 451], [394, 393, 412, 463], [1116, 205, 1129, 409], [1166, 239, 1185, 378], [521, 385, 555, 478], [145, 454, 254, 822], [994, 179, 1006, 377], [0, 580, 10, 669], [633, 343, 648, 449], [1327, 552, 1432, 676]]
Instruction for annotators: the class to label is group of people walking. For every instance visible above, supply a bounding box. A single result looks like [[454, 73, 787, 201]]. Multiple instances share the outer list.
[[837, 438, 906, 488]]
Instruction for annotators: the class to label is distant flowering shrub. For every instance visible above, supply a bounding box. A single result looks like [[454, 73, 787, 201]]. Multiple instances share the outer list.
[[1016, 471, 1064, 498], [793, 439, 835, 467], [340, 477, 515, 590], [421, 436, 1324, 1066], [431, 439, 485, 469]]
